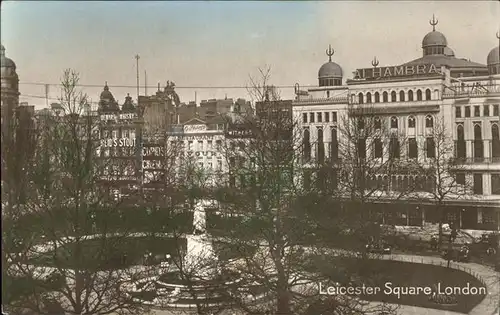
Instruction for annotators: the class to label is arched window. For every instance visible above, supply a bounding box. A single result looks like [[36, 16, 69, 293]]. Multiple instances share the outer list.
[[330, 128, 338, 161], [408, 116, 416, 128], [383, 91, 388, 102], [303, 128, 311, 162], [390, 116, 398, 129], [374, 117, 382, 130], [317, 128, 324, 164], [374, 92, 380, 103], [358, 93, 364, 104], [492, 124, 500, 158], [425, 115, 434, 128], [399, 91, 405, 102], [408, 90, 414, 101], [391, 91, 397, 102], [473, 124, 483, 159], [425, 89, 431, 100], [457, 124, 465, 141], [474, 124, 482, 140], [417, 89, 423, 101], [366, 92, 372, 103]]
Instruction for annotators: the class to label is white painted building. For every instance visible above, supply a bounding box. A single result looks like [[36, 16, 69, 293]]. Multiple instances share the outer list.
[[293, 17, 500, 229]]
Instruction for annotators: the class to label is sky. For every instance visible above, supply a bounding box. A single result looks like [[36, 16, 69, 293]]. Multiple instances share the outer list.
[[1, 1, 499, 109]]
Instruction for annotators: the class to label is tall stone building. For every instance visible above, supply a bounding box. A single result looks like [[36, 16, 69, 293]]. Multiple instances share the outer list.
[[1, 44, 20, 140], [293, 17, 500, 229]]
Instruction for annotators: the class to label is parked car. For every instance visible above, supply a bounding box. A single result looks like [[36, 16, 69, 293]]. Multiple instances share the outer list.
[[366, 241, 391, 255]]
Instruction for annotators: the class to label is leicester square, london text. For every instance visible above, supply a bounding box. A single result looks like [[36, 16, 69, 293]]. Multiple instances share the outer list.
[[354, 64, 440, 80]]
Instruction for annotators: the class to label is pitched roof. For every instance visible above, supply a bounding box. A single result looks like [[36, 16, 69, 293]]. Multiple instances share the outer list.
[[403, 55, 487, 69]]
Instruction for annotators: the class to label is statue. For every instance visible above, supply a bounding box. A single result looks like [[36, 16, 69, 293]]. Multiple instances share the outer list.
[[184, 200, 217, 279], [193, 202, 207, 235]]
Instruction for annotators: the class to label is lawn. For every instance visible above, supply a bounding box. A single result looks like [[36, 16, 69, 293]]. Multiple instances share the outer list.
[[30, 236, 187, 270], [308, 256, 486, 313]]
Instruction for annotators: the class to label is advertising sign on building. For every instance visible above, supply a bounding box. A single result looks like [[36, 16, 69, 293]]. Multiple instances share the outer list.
[[184, 124, 207, 133], [100, 138, 136, 147], [353, 64, 441, 80]]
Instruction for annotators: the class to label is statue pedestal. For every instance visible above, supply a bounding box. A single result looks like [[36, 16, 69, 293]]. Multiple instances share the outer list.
[[184, 234, 218, 279]]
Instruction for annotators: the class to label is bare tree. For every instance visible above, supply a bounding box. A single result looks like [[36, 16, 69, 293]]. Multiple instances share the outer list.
[[4, 69, 152, 315], [414, 116, 472, 251], [209, 67, 396, 315]]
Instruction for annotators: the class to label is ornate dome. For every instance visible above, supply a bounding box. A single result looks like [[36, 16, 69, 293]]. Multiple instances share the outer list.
[[422, 15, 447, 48], [318, 62, 343, 78], [100, 82, 115, 101], [422, 31, 448, 48], [122, 93, 135, 111], [0, 44, 16, 69], [444, 47, 455, 57], [318, 45, 343, 79], [487, 46, 499, 65]]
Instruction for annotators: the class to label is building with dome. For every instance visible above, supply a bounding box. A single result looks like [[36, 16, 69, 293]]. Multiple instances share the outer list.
[[1, 44, 20, 139], [97, 83, 142, 193], [293, 16, 500, 230]]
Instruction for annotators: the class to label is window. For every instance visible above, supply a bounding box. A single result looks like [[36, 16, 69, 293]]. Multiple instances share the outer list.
[[366, 92, 372, 103], [473, 174, 483, 195], [374, 117, 381, 130], [317, 128, 324, 164], [326, 91, 330, 98], [207, 140, 213, 150], [389, 137, 400, 159], [302, 113, 307, 123], [492, 124, 500, 158], [332, 112, 337, 122], [357, 118, 365, 130], [383, 91, 388, 102], [188, 141, 193, 151], [399, 91, 405, 102], [330, 128, 338, 161], [374, 92, 380, 103], [310, 113, 315, 123], [425, 115, 433, 128], [390, 116, 398, 129], [465, 106, 470, 117], [426, 137, 435, 158], [358, 93, 364, 104], [357, 138, 367, 159], [425, 89, 431, 100], [492, 174, 500, 195], [324, 112, 330, 123], [474, 124, 483, 159], [216, 140, 222, 150], [455, 106, 461, 118], [483, 105, 490, 117], [474, 106, 480, 117], [417, 90, 423, 101], [408, 138, 418, 158], [374, 138, 383, 158], [198, 140, 204, 151], [494, 105, 499, 116], [408, 90, 414, 101], [408, 116, 416, 128], [391, 91, 397, 102], [317, 112, 322, 123], [303, 129, 311, 162], [456, 124, 466, 158], [456, 173, 466, 185]]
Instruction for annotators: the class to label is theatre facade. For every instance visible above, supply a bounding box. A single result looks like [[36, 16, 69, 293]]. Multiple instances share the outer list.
[[293, 17, 500, 230]]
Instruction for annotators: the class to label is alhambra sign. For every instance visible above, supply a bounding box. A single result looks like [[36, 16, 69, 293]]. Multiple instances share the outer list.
[[354, 64, 441, 80]]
